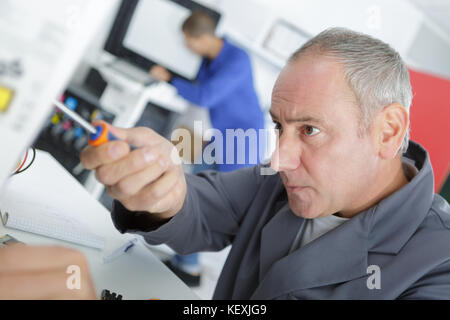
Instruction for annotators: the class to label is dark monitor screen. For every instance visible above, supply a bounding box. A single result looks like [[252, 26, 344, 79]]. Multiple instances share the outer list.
[[105, 0, 221, 81]]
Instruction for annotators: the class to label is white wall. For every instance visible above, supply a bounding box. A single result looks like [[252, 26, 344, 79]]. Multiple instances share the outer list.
[[74, 0, 450, 113], [206, 0, 426, 110]]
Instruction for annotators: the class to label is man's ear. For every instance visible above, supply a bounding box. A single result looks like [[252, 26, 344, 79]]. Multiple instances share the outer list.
[[373, 103, 409, 159]]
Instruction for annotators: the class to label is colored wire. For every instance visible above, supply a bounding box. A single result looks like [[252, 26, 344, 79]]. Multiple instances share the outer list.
[[15, 150, 29, 174], [14, 148, 36, 175]]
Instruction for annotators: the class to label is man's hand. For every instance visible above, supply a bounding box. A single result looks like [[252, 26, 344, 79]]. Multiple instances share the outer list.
[[80, 122, 187, 219], [149, 65, 172, 82], [0, 245, 96, 300]]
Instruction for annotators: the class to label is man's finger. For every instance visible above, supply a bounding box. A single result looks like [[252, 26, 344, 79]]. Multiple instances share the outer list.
[[81, 141, 130, 170], [107, 156, 168, 199], [144, 179, 186, 214], [91, 121, 164, 149], [110, 126, 165, 149], [122, 169, 180, 213], [92, 120, 128, 141], [95, 146, 162, 186]]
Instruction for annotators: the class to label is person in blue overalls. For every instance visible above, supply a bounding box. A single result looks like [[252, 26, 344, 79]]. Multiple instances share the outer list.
[[150, 11, 265, 287]]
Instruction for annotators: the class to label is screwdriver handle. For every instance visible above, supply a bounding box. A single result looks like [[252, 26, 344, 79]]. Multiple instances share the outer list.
[[88, 123, 119, 147]]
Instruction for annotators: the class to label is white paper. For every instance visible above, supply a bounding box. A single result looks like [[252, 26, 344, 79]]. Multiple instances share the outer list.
[[0, 198, 105, 250]]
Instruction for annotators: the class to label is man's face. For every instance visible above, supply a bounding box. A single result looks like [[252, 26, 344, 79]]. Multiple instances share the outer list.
[[270, 55, 379, 219], [183, 33, 207, 56]]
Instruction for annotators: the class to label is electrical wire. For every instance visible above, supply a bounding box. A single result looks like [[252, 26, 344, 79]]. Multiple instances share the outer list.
[[15, 149, 29, 173], [14, 148, 36, 175]]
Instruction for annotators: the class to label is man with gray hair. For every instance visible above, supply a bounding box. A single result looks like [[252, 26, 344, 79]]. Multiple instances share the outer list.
[[81, 27, 450, 299]]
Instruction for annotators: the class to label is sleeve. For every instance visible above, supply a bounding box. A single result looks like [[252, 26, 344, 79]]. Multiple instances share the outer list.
[[110, 165, 266, 254], [170, 55, 249, 108], [398, 260, 450, 300]]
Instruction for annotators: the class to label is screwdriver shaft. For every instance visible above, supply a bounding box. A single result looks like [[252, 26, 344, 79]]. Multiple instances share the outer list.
[[53, 100, 97, 135]]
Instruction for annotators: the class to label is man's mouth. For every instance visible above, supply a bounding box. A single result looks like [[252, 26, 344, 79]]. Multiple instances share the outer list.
[[285, 185, 308, 193]]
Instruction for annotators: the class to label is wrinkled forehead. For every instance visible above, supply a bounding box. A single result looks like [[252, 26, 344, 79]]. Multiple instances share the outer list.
[[271, 55, 359, 119]]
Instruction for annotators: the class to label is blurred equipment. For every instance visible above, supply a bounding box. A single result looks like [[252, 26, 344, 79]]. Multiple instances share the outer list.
[[52, 99, 121, 148], [35, 89, 116, 184], [0, 234, 23, 247], [101, 289, 123, 300], [0, 0, 117, 190], [104, 0, 221, 81], [53, 100, 97, 135]]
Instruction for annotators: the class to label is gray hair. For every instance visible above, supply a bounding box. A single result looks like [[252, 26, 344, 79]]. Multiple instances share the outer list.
[[290, 27, 412, 154]]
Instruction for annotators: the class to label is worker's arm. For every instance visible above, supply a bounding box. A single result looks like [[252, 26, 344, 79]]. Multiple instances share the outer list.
[[171, 55, 250, 108], [80, 124, 266, 253], [112, 165, 265, 254]]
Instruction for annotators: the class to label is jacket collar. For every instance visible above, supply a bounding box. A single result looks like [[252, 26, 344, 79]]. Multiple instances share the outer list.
[[254, 207, 370, 299], [252, 141, 434, 299], [204, 38, 230, 70], [367, 141, 435, 254]]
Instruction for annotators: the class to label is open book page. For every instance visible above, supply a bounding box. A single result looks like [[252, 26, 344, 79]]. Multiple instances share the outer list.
[[0, 195, 105, 250]]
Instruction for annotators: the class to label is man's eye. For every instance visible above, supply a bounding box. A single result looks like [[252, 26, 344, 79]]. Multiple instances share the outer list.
[[273, 122, 283, 132], [303, 126, 320, 137]]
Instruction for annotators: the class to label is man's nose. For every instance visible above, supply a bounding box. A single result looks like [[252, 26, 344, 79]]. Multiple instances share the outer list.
[[271, 135, 301, 172]]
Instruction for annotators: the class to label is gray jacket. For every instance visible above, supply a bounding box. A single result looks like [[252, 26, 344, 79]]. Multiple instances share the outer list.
[[112, 141, 450, 299]]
